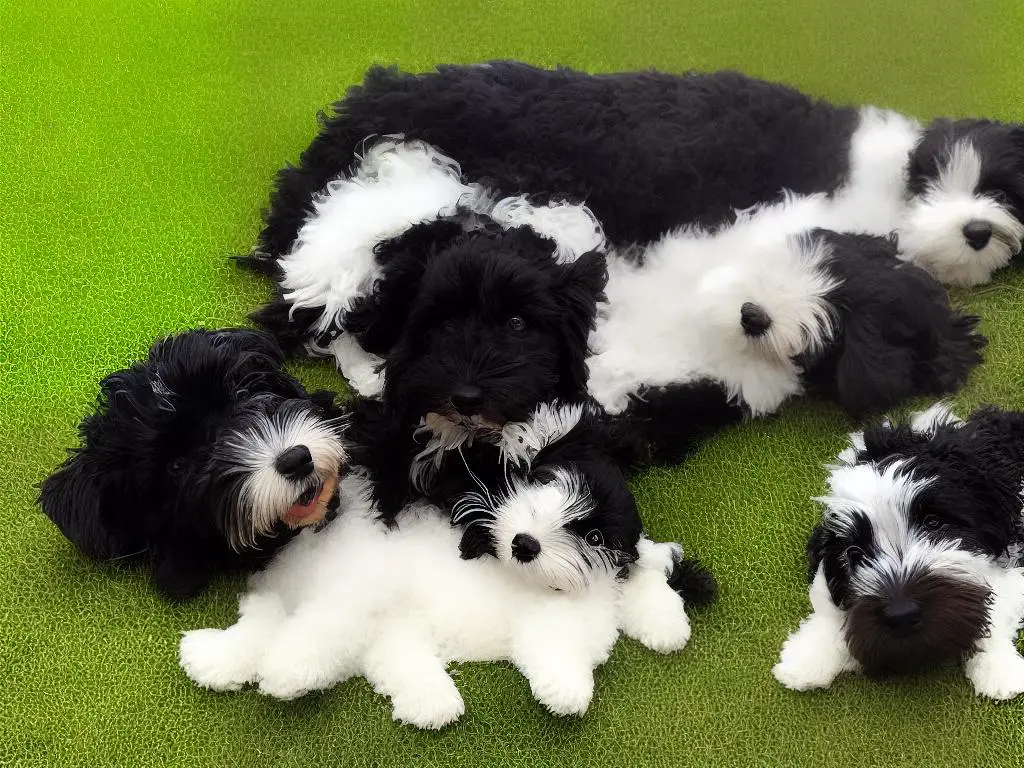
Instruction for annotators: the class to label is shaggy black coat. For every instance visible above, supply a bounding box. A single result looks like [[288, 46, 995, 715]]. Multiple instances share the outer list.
[[38, 329, 342, 600]]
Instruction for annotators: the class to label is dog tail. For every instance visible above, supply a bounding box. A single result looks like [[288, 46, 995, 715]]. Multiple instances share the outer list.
[[613, 381, 745, 468], [668, 556, 718, 607]]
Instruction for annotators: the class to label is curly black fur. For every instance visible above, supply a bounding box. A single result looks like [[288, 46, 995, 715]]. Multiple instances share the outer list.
[[38, 329, 345, 600], [249, 62, 859, 258]]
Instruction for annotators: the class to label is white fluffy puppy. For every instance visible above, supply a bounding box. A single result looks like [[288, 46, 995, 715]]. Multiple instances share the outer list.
[[179, 472, 695, 729]]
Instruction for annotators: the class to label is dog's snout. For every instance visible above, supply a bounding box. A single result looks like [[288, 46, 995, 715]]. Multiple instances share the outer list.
[[881, 598, 922, 633], [511, 533, 541, 563], [962, 220, 992, 251], [740, 301, 773, 337], [450, 384, 484, 414], [275, 445, 314, 479]]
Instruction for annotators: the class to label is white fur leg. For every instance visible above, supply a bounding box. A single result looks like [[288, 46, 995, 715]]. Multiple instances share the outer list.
[[361, 625, 464, 730], [964, 568, 1024, 700], [256, 599, 360, 700], [773, 567, 858, 691], [617, 538, 691, 653], [512, 612, 601, 717], [325, 333, 385, 397], [179, 592, 285, 691]]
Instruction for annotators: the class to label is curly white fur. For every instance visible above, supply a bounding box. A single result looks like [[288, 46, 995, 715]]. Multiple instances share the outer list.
[[179, 473, 693, 729]]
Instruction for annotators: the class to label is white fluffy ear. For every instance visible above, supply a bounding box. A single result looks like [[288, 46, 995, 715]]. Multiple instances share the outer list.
[[907, 401, 962, 435], [772, 566, 859, 691], [488, 196, 606, 263]]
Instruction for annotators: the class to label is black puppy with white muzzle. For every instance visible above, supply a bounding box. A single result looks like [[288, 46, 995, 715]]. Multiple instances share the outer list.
[[774, 403, 1024, 700], [38, 329, 349, 600]]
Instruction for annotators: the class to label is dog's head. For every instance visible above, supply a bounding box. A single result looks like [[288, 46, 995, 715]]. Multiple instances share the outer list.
[[798, 231, 986, 417], [693, 231, 838, 365], [38, 329, 348, 598], [451, 402, 643, 592], [808, 405, 1022, 674], [361, 224, 606, 433], [902, 119, 1024, 286]]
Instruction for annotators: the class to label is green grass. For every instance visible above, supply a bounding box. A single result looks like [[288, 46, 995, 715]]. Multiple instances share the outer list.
[[4, 0, 1024, 765]]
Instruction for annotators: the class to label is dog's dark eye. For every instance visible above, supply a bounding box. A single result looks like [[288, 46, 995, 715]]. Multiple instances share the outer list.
[[507, 316, 527, 333], [923, 514, 943, 530], [844, 546, 864, 568], [585, 530, 604, 547], [170, 458, 186, 472]]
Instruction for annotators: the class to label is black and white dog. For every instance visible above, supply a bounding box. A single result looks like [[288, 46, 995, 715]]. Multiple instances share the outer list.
[[774, 403, 1024, 700], [38, 329, 349, 600], [242, 139, 985, 459], [353, 394, 715, 602], [253, 62, 1024, 287]]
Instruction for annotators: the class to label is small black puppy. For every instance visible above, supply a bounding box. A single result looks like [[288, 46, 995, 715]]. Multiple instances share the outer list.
[[39, 328, 349, 600]]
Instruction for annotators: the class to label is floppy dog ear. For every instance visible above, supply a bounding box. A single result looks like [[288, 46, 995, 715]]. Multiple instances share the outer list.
[[552, 251, 607, 399], [343, 220, 467, 355], [206, 328, 286, 363], [38, 448, 141, 560], [806, 523, 849, 607]]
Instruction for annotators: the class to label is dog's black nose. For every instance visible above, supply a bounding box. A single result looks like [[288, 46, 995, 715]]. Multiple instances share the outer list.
[[450, 385, 484, 414], [881, 598, 922, 632], [963, 220, 992, 250], [740, 302, 773, 337], [275, 445, 314, 479], [511, 533, 542, 563]]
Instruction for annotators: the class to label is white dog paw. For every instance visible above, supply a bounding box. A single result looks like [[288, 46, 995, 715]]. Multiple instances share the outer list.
[[966, 652, 1024, 701], [618, 570, 692, 654], [348, 367, 385, 398], [620, 597, 692, 654], [389, 676, 466, 730], [771, 648, 845, 692], [257, 647, 332, 701], [179, 629, 257, 692], [528, 668, 594, 717]]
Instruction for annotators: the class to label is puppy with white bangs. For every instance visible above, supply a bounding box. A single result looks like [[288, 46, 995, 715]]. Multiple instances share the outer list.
[[774, 403, 1024, 700], [38, 329, 349, 600]]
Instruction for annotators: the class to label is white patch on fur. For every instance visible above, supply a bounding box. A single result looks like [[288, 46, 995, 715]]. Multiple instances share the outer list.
[[179, 473, 694, 727], [499, 401, 587, 468], [276, 138, 490, 390], [488, 196, 606, 262], [773, 566, 860, 690], [817, 460, 930, 539], [588, 203, 838, 415], [320, 333, 385, 398], [907, 402, 963, 434], [899, 141, 1024, 286], [280, 138, 485, 330], [220, 410, 347, 549], [409, 402, 586, 491]]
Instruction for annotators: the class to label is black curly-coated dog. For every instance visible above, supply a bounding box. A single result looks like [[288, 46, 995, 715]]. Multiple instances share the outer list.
[[38, 328, 348, 599], [251, 61, 1024, 287]]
